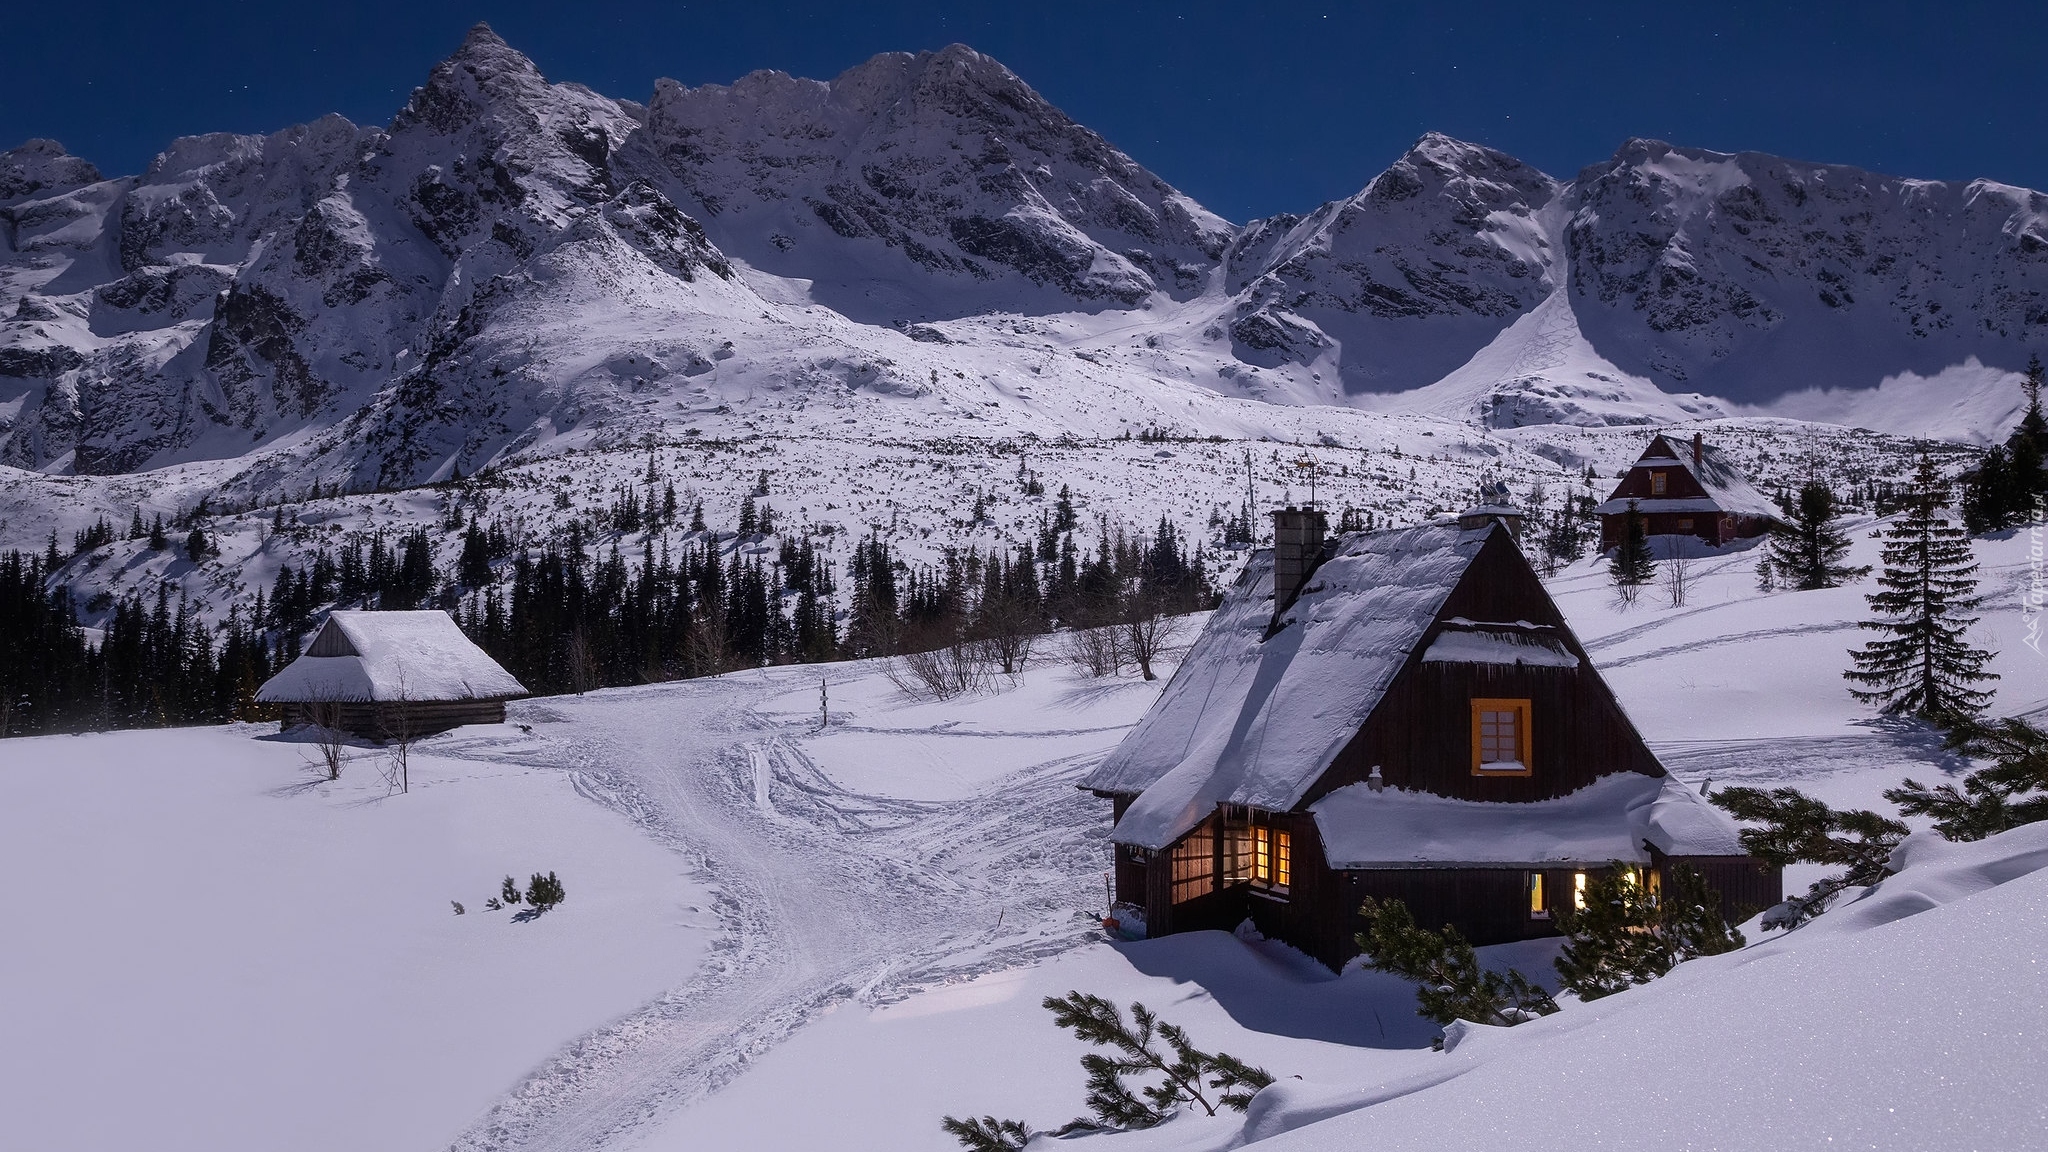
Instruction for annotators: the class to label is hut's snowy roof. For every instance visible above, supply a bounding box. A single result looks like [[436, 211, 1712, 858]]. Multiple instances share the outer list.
[[256, 611, 527, 703], [1310, 773, 1746, 869], [1599, 436, 1780, 520], [1086, 522, 1492, 850]]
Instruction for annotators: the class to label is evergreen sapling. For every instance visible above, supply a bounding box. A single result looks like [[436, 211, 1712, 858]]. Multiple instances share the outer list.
[[1766, 481, 1870, 590], [1607, 500, 1654, 605]]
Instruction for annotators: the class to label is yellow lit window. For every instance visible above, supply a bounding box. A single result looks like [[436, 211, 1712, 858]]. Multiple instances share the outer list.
[[1251, 827, 1291, 891], [1573, 871, 1589, 911], [1651, 471, 1668, 495], [1470, 699, 1532, 776], [1529, 872, 1549, 919]]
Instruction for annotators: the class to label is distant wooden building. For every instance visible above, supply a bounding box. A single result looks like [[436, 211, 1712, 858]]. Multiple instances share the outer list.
[[1083, 511, 1776, 971], [1598, 432, 1780, 549], [256, 610, 527, 740]]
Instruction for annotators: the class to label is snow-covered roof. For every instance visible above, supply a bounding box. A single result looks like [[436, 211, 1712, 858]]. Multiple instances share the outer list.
[[1086, 522, 1492, 850], [1608, 436, 1781, 520], [256, 611, 527, 703], [1310, 773, 1746, 869]]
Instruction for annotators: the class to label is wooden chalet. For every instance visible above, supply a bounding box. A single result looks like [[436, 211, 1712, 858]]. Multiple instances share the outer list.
[[1083, 510, 1777, 970], [256, 610, 527, 740], [1598, 432, 1780, 549]]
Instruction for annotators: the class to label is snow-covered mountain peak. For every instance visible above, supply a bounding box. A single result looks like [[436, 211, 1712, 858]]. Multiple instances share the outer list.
[[634, 43, 1231, 319]]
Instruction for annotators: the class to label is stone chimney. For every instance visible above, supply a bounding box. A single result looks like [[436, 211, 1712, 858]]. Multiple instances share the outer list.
[[1692, 432, 1704, 465], [1270, 506, 1327, 622]]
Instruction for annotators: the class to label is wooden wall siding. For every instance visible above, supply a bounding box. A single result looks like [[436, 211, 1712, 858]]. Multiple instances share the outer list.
[[1307, 531, 1662, 806], [306, 622, 357, 657], [1599, 511, 1770, 549], [281, 699, 508, 739], [1608, 459, 1713, 504], [1666, 855, 1784, 925]]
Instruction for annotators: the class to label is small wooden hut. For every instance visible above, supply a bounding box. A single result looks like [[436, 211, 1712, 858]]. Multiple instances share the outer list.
[[1084, 512, 1776, 970], [1598, 432, 1780, 549], [256, 610, 527, 740]]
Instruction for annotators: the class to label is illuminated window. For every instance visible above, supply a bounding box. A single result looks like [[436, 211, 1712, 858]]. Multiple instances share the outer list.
[[1650, 471, 1668, 495], [1528, 872, 1549, 919], [1573, 871, 1589, 911], [1251, 826, 1291, 892], [1470, 699, 1532, 776], [1646, 868, 1663, 907]]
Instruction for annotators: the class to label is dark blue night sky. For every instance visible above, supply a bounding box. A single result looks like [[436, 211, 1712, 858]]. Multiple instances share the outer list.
[[4, 1, 2040, 222]]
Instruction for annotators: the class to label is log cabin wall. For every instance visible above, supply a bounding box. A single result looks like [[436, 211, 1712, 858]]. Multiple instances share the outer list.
[[1307, 532, 1662, 805], [1665, 855, 1784, 924], [281, 699, 508, 739]]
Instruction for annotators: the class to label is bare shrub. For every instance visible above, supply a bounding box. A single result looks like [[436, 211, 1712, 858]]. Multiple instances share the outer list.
[[884, 639, 998, 701], [378, 674, 419, 795], [1663, 553, 1691, 608], [304, 697, 349, 780], [1061, 625, 1127, 678]]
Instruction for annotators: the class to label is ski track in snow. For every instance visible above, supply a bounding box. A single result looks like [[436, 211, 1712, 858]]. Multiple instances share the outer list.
[[437, 672, 1112, 1152]]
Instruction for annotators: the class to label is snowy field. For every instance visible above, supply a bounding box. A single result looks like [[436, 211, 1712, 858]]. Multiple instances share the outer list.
[[5, 519, 2047, 1150]]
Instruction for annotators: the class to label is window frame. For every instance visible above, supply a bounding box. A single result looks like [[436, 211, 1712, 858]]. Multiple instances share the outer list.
[[1470, 698, 1533, 777], [1527, 871, 1550, 920], [1250, 825, 1293, 895], [1650, 470, 1668, 495]]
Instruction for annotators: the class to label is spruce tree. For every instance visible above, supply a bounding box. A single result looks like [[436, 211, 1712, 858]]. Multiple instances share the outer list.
[[1845, 453, 1997, 722], [1607, 500, 1654, 604], [1766, 481, 1869, 590]]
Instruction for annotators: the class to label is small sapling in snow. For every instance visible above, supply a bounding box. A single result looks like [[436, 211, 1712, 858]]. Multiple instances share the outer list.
[[500, 875, 523, 905], [524, 871, 566, 914], [451, 901, 466, 916]]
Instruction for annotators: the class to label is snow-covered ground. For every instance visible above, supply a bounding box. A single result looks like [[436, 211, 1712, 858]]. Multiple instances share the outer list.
[[4, 517, 2046, 1151], [0, 725, 712, 1152]]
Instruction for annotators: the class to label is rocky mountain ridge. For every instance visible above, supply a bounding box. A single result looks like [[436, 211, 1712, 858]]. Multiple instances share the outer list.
[[2, 24, 2043, 491]]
